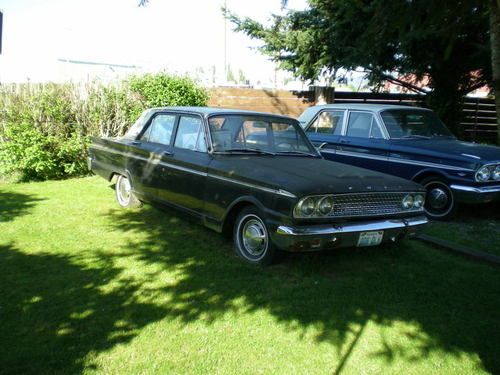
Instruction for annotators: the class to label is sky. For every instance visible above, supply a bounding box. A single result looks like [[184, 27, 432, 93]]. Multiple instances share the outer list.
[[0, 0, 308, 85]]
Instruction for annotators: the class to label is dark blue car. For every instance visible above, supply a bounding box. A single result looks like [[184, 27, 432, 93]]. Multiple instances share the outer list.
[[299, 104, 500, 219]]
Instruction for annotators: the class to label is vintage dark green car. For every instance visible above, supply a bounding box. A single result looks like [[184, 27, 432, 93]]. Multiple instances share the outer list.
[[89, 107, 428, 264]]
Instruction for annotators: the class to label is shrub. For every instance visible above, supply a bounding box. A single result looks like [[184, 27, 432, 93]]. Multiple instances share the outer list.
[[128, 73, 209, 108], [0, 74, 209, 182]]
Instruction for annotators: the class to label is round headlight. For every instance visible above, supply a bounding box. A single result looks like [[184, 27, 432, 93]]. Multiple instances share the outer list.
[[493, 165, 500, 181], [413, 194, 424, 208], [318, 196, 334, 215], [300, 197, 316, 216], [402, 194, 414, 209], [476, 166, 491, 182]]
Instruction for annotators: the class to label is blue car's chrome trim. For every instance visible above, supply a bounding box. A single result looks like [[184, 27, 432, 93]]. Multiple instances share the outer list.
[[461, 153, 482, 160], [450, 184, 500, 194], [276, 216, 428, 236], [322, 149, 474, 172]]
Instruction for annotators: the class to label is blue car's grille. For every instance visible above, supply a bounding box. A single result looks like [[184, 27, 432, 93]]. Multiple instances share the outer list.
[[328, 192, 422, 218]]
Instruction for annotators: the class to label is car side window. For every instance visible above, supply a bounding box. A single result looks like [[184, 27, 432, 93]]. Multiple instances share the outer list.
[[174, 116, 207, 152], [370, 121, 384, 139], [307, 111, 344, 135], [346, 112, 384, 139], [141, 114, 175, 145]]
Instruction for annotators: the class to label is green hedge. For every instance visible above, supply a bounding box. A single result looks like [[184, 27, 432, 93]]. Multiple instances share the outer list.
[[0, 74, 209, 182]]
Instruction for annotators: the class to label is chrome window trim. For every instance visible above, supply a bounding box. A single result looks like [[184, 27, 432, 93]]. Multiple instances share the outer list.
[[374, 111, 391, 139], [345, 110, 388, 140], [304, 109, 348, 135], [173, 113, 208, 153], [138, 112, 178, 145]]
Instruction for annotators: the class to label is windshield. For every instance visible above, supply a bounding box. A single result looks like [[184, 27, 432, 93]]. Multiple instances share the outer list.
[[208, 114, 319, 156], [380, 109, 454, 139]]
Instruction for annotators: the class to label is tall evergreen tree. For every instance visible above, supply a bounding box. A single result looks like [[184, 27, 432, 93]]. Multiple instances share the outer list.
[[228, 0, 490, 137]]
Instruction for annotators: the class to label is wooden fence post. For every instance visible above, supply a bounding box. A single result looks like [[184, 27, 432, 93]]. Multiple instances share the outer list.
[[313, 86, 335, 105]]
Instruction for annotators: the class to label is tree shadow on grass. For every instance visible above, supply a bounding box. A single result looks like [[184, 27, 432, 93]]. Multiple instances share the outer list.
[[0, 243, 167, 375], [105, 204, 500, 374], [0, 191, 44, 223], [456, 201, 500, 221]]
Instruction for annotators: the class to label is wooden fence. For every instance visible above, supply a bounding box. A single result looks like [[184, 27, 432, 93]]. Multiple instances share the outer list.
[[208, 88, 498, 144], [208, 87, 314, 118]]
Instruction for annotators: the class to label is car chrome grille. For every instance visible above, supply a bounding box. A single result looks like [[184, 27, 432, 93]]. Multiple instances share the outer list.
[[328, 192, 421, 218]]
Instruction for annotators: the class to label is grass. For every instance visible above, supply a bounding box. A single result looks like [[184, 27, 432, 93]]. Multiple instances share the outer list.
[[0, 176, 499, 375], [425, 204, 500, 256]]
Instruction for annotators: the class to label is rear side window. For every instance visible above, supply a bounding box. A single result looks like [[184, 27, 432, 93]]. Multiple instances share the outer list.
[[174, 116, 207, 152], [307, 111, 344, 135], [141, 114, 176, 145], [346, 112, 384, 138]]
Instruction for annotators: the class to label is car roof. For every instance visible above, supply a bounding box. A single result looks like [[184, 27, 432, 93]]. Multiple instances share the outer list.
[[317, 103, 429, 110], [297, 103, 431, 125], [148, 106, 296, 120]]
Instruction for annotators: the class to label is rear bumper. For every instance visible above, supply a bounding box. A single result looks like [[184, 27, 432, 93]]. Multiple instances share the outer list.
[[272, 216, 428, 252], [450, 184, 500, 204]]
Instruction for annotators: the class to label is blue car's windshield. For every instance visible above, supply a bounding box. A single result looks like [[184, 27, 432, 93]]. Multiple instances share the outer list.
[[208, 115, 319, 156], [381, 109, 454, 139]]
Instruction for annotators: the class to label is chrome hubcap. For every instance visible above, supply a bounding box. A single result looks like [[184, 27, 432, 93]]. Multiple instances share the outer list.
[[118, 177, 131, 204], [242, 219, 267, 256], [428, 187, 448, 210]]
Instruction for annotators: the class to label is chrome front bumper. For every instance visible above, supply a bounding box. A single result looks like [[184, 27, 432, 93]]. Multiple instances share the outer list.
[[272, 216, 428, 252], [450, 184, 500, 204]]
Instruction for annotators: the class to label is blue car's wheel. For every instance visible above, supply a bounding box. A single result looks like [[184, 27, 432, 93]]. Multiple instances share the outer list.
[[421, 177, 456, 220]]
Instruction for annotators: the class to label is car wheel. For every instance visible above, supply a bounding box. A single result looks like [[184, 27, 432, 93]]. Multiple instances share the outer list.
[[421, 177, 456, 220], [233, 206, 280, 265], [115, 174, 142, 209]]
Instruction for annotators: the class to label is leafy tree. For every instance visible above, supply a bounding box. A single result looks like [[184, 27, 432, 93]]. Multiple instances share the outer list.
[[227, 0, 490, 136]]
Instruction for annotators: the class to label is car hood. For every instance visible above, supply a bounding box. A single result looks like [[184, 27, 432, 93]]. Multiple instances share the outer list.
[[211, 156, 424, 197], [390, 138, 500, 163]]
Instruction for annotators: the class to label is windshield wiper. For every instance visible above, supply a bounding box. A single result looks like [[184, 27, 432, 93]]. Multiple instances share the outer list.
[[276, 150, 319, 157], [216, 148, 276, 156]]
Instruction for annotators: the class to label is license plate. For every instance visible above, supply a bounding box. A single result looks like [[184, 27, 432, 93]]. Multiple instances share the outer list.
[[357, 231, 384, 247]]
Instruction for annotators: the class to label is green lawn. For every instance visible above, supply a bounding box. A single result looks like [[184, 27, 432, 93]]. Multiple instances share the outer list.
[[1, 176, 499, 375], [424, 204, 500, 256]]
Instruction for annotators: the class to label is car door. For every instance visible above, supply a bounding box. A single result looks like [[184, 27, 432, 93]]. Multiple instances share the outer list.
[[383, 110, 446, 180], [126, 112, 176, 199], [304, 109, 345, 156], [155, 114, 210, 215], [334, 110, 390, 172]]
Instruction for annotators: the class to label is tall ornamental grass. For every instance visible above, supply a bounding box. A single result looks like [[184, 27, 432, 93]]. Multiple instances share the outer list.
[[0, 74, 209, 182]]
